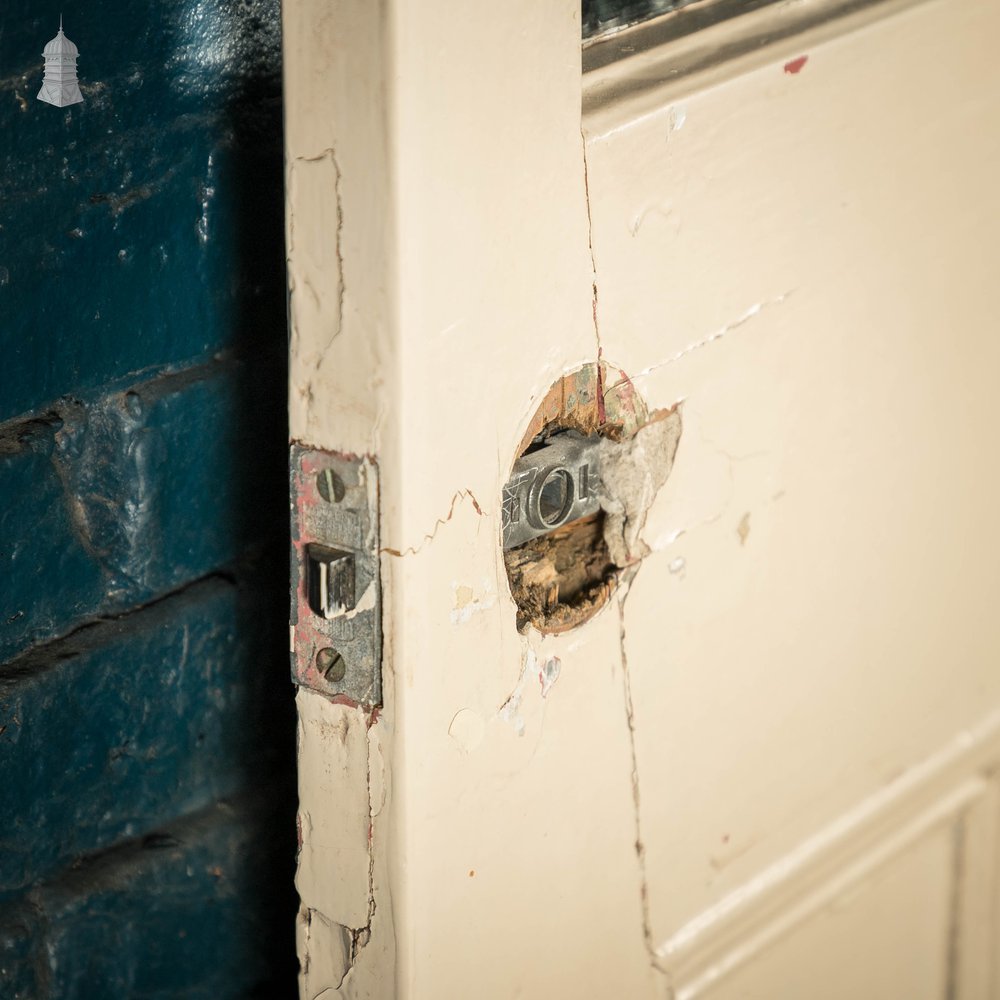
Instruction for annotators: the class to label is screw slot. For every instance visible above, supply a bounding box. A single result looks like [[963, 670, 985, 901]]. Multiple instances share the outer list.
[[316, 468, 346, 503], [316, 647, 346, 682]]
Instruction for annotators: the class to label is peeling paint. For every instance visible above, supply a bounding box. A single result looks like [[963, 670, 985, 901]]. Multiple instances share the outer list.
[[450, 581, 497, 624], [297, 906, 353, 996], [295, 689, 389, 996], [596, 406, 683, 566], [295, 693, 373, 929], [498, 649, 534, 737], [287, 146, 345, 365], [538, 655, 561, 698]]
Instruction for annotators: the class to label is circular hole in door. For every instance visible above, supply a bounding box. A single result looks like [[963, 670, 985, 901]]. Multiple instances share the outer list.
[[502, 361, 649, 634]]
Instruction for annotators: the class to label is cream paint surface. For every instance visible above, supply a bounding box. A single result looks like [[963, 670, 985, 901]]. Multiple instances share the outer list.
[[284, 0, 398, 996], [284, 0, 393, 458], [386, 2, 658, 995], [702, 828, 954, 1000], [287, 0, 1000, 996], [588, 0, 1000, 970]]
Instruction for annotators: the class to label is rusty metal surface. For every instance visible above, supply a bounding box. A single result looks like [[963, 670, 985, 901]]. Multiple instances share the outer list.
[[290, 447, 382, 705]]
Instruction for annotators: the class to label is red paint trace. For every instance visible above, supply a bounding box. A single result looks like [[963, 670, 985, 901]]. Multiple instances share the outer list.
[[784, 56, 808, 75], [596, 351, 607, 426]]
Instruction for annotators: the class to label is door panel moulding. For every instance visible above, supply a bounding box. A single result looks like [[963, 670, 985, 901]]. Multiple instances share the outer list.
[[583, 0, 938, 138], [654, 709, 1000, 997]]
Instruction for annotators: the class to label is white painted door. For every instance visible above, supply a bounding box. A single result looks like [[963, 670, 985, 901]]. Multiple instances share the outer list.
[[284, 1, 1000, 997]]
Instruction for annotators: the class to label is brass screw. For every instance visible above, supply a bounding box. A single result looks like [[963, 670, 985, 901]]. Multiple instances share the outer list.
[[316, 647, 346, 682]]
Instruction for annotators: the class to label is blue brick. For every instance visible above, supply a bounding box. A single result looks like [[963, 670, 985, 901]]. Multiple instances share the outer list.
[[0, 577, 293, 893], [0, 910, 38, 1000], [0, 796, 296, 999], [0, 360, 284, 661]]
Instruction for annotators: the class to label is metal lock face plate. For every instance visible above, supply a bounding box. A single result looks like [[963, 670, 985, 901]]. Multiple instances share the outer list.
[[502, 431, 602, 549], [290, 446, 381, 704]]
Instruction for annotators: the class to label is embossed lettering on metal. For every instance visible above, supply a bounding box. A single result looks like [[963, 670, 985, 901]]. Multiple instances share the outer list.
[[502, 432, 603, 549]]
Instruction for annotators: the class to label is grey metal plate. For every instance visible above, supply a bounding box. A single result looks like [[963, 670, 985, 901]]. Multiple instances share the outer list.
[[290, 446, 381, 705]]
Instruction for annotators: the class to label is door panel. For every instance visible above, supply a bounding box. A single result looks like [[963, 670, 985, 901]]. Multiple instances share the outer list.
[[287, 0, 1000, 996], [704, 827, 953, 1000], [586, 1, 1000, 991]]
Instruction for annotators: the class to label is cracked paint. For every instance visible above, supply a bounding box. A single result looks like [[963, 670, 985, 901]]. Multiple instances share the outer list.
[[616, 593, 657, 962], [604, 293, 795, 395], [581, 129, 602, 359], [285, 0, 1000, 994], [286, 0, 686, 994], [382, 489, 485, 559], [291, 146, 346, 359], [285, 1, 397, 996], [295, 690, 389, 996], [287, 146, 346, 379], [297, 907, 353, 996], [285, 119, 388, 462], [295, 694, 374, 933]]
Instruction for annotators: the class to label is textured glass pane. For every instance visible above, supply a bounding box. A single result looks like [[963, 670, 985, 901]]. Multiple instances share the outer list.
[[583, 0, 698, 39], [582, 0, 785, 40]]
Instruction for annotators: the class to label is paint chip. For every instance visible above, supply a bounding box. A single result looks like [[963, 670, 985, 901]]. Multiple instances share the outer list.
[[448, 709, 485, 753], [538, 656, 561, 698], [737, 513, 751, 546], [784, 55, 808, 75], [450, 581, 497, 624]]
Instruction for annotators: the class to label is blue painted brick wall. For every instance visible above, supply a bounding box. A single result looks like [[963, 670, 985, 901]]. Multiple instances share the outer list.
[[0, 797, 291, 1000], [0, 0, 295, 995], [0, 1, 286, 422]]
